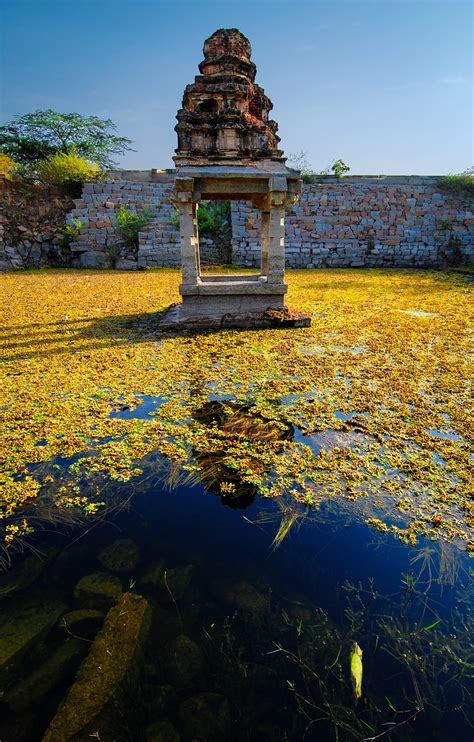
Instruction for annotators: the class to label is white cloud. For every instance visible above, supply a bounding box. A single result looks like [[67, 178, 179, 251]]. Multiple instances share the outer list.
[[439, 75, 470, 86]]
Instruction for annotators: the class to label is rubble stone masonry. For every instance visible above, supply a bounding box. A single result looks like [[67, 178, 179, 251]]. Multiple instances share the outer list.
[[1, 172, 473, 270], [232, 176, 473, 268]]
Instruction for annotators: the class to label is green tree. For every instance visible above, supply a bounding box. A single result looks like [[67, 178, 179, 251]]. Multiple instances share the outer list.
[[331, 159, 350, 178], [0, 110, 133, 167], [37, 150, 103, 196]]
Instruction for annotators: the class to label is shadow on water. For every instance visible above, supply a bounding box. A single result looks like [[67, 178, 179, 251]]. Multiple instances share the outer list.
[[0, 402, 472, 741], [2, 312, 168, 363], [2, 308, 305, 364]]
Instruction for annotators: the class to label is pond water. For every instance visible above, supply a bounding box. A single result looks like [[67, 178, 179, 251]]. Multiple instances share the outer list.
[[0, 445, 472, 742]]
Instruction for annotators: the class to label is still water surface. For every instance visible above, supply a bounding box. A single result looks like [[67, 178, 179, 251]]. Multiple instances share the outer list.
[[0, 453, 472, 741]]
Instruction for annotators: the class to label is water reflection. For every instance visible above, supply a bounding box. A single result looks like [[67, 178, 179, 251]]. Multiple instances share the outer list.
[[193, 401, 293, 509]]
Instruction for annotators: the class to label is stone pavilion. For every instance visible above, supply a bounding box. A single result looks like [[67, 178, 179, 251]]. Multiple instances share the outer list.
[[161, 28, 310, 329]]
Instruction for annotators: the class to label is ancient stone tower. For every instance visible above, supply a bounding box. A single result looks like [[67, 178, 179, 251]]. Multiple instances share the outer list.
[[174, 28, 284, 166]]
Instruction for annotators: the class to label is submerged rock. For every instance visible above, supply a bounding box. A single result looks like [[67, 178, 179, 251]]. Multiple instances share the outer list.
[[98, 538, 140, 574], [141, 563, 194, 603], [43, 592, 151, 741], [145, 719, 181, 742], [73, 572, 122, 611], [5, 638, 86, 712], [0, 711, 38, 742], [140, 559, 165, 586], [59, 609, 104, 640], [211, 579, 268, 614], [0, 544, 59, 597], [148, 683, 178, 718], [162, 565, 194, 603], [0, 591, 66, 693], [179, 692, 231, 740], [169, 634, 203, 689]]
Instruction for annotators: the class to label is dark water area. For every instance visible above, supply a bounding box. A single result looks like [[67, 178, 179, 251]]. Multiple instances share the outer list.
[[0, 467, 472, 741]]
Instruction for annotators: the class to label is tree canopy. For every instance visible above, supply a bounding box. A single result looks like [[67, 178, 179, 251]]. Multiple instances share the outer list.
[[0, 110, 134, 167]]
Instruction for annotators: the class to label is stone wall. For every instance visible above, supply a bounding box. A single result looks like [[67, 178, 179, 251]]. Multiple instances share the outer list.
[[231, 177, 474, 268], [0, 179, 74, 271], [2, 172, 472, 270], [69, 173, 472, 270], [69, 174, 180, 269], [69, 173, 229, 269]]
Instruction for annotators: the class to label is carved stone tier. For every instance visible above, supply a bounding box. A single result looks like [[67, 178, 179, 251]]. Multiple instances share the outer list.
[[174, 28, 284, 166]]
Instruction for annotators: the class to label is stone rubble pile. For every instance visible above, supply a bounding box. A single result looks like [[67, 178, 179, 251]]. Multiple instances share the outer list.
[[0, 225, 66, 271], [0, 178, 74, 271]]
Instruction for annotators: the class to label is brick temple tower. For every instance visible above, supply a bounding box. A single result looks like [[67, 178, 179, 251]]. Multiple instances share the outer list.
[[174, 29, 284, 166]]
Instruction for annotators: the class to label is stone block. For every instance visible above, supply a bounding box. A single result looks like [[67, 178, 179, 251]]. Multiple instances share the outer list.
[[0, 590, 67, 693], [115, 259, 138, 270]]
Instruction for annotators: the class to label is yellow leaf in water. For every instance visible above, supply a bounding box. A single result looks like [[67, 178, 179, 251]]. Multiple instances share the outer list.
[[350, 641, 363, 701]]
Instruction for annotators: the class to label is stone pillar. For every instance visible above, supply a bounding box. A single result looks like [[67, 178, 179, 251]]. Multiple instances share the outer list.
[[266, 191, 286, 285], [173, 177, 200, 286], [260, 209, 270, 275], [177, 199, 200, 285]]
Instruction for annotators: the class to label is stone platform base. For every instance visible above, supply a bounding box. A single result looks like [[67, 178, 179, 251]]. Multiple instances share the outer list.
[[158, 303, 311, 331]]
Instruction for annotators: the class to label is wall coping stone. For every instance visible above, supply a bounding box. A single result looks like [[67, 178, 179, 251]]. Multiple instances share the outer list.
[[105, 170, 449, 186]]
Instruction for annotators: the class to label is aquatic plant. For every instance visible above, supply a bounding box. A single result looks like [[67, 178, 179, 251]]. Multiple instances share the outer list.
[[0, 268, 472, 556]]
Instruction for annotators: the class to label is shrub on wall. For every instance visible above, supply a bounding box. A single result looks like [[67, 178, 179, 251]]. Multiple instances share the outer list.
[[37, 150, 102, 196], [437, 173, 474, 195], [0, 152, 18, 179], [331, 159, 350, 178], [59, 218, 85, 249], [115, 205, 154, 248]]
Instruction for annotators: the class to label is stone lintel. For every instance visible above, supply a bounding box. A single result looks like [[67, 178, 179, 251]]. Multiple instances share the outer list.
[[175, 164, 297, 177], [175, 176, 195, 192], [198, 273, 265, 282], [179, 280, 287, 296]]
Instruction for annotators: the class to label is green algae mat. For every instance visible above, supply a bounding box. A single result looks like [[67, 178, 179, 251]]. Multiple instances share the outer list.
[[1, 268, 472, 555]]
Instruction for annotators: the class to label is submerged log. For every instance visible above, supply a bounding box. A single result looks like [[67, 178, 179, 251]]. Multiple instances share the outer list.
[[43, 592, 151, 741]]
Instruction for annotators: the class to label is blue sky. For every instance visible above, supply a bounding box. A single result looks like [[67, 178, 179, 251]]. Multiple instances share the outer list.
[[1, 0, 472, 174]]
